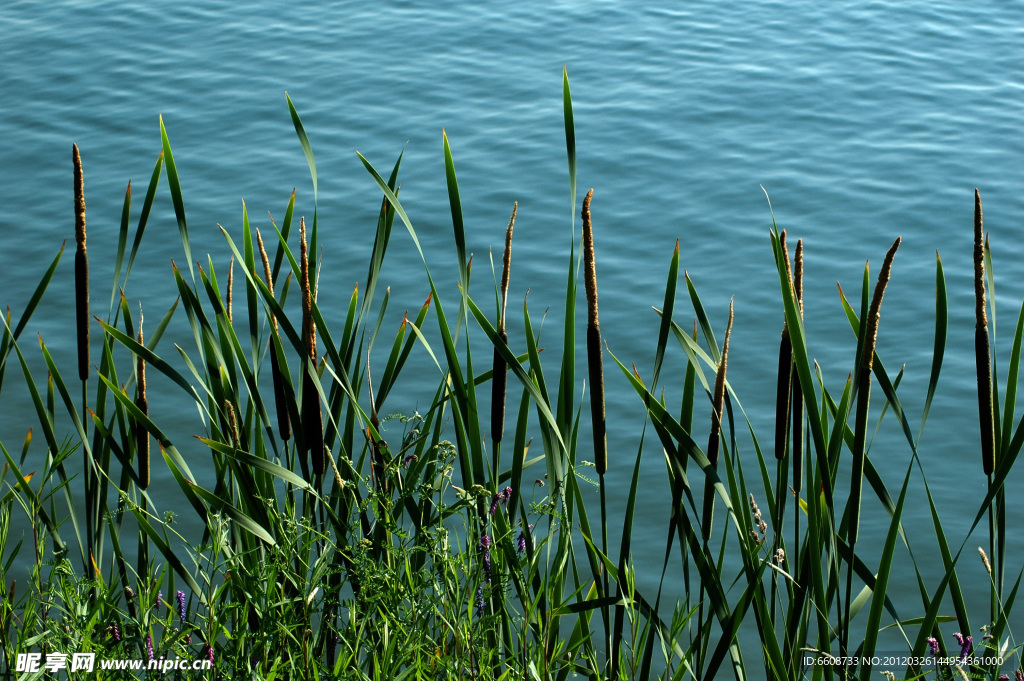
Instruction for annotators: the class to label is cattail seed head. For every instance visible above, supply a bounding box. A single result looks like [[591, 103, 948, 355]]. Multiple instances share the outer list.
[[863, 237, 901, 371], [978, 546, 993, 576], [73, 144, 90, 381], [974, 189, 995, 475], [500, 202, 516, 333], [581, 190, 608, 476], [226, 255, 234, 325], [582, 189, 599, 328]]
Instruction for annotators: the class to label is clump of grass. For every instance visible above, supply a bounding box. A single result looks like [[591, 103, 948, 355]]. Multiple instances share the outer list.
[[3, 77, 1023, 681]]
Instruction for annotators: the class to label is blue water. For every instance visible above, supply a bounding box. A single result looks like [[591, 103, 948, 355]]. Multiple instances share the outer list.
[[3, 0, 1023, 663]]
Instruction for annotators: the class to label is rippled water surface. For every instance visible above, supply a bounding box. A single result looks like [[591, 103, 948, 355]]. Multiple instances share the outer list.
[[2, 0, 1023, 649]]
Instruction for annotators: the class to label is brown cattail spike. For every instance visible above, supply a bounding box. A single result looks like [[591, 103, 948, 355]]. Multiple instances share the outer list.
[[703, 298, 734, 541], [791, 238, 805, 491], [974, 189, 995, 475], [491, 202, 517, 445], [300, 219, 324, 475], [864, 237, 901, 371], [73, 144, 90, 381], [849, 236, 900, 548], [775, 231, 793, 461], [135, 307, 149, 489], [257, 229, 290, 441], [226, 255, 234, 325], [582, 190, 608, 476]]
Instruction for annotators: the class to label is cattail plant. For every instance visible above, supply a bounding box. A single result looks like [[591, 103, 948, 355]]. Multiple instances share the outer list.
[[226, 255, 234, 325], [491, 202, 516, 445], [582, 189, 607, 476], [135, 307, 149, 489], [974, 189, 995, 476], [702, 297, 734, 542], [257, 229, 290, 441], [791, 238, 804, 492], [300, 218, 325, 475], [774, 230, 794, 461], [844, 236, 900, 655], [73, 144, 89, 382]]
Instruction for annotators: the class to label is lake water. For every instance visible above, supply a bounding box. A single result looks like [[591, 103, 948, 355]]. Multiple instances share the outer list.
[[2, 0, 1023, 663]]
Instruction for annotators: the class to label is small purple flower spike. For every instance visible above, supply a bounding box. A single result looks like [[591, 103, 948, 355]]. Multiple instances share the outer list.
[[111, 621, 121, 642], [201, 643, 214, 664], [1015, 670, 1023, 681], [955, 634, 972, 664], [502, 487, 512, 503], [403, 454, 417, 467], [480, 535, 492, 579], [177, 590, 187, 625], [926, 637, 938, 656], [475, 584, 485, 618], [489, 495, 500, 516], [146, 633, 154, 661]]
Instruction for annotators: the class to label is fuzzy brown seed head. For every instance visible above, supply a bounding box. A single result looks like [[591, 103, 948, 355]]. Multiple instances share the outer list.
[[978, 546, 993, 576], [712, 297, 735, 432], [500, 202, 517, 333], [794, 239, 804, 316], [226, 255, 235, 325], [255, 229, 279, 334], [582, 189, 599, 327], [863, 237, 901, 371], [974, 189, 987, 326], [73, 144, 86, 250], [300, 218, 316, 362]]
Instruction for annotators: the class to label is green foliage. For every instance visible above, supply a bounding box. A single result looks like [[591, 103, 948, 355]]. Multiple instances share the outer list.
[[0, 74, 1021, 681]]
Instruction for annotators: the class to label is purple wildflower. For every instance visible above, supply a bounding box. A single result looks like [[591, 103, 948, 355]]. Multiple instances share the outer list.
[[517, 524, 533, 554], [502, 487, 512, 503], [403, 454, 417, 467], [110, 621, 121, 642], [952, 633, 972, 663], [479, 535, 492, 580], [176, 590, 186, 625], [475, 584, 485, 618], [999, 675, 1009, 681], [202, 643, 214, 664], [1016, 671, 1023, 681], [926, 636, 938, 656], [156, 590, 162, 612], [146, 633, 154, 662], [489, 495, 500, 516]]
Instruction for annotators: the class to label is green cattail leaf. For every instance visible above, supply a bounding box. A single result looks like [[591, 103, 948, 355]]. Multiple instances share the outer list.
[[124, 150, 163, 284], [857, 466, 912, 680], [159, 116, 192, 281], [0, 243, 65, 393], [920, 252, 947, 437], [285, 93, 317, 201], [187, 480, 275, 545], [442, 131, 468, 292], [563, 66, 576, 222], [109, 180, 131, 311]]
